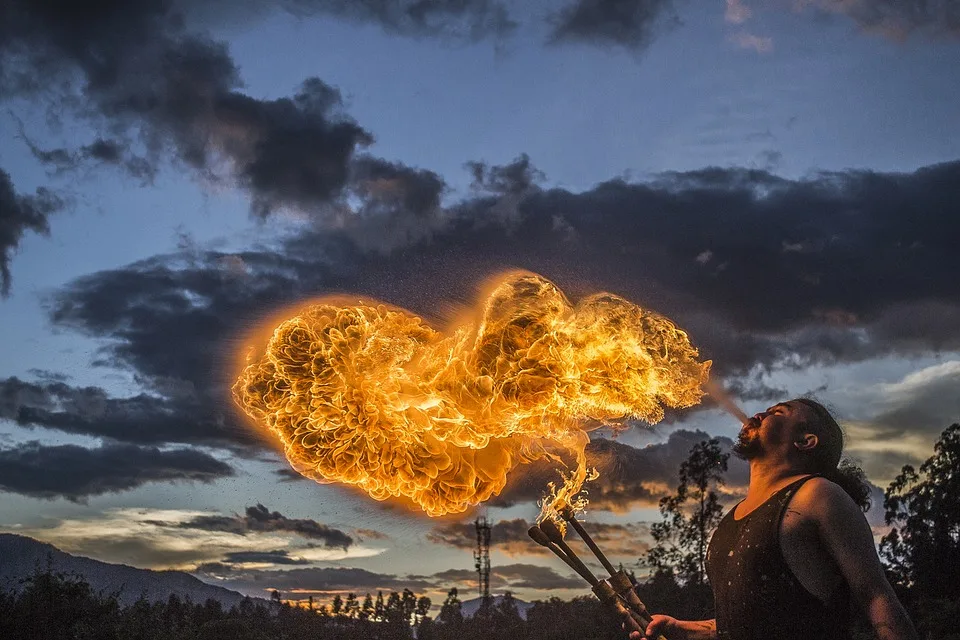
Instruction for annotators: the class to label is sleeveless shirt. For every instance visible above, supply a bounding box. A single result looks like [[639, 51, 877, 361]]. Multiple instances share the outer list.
[[705, 475, 853, 640]]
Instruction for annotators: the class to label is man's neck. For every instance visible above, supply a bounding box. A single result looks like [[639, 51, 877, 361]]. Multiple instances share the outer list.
[[746, 459, 808, 502]]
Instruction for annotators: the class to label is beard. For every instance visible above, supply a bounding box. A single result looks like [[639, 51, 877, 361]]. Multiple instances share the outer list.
[[733, 429, 762, 460]]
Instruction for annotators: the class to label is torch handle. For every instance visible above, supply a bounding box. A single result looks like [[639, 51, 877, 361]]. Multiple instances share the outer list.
[[566, 515, 618, 576]]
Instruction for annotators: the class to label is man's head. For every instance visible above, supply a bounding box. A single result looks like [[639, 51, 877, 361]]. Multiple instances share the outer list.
[[733, 398, 844, 473]]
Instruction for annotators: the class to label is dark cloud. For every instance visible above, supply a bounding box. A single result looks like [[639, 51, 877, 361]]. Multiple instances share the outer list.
[[220, 550, 311, 566], [275, 468, 310, 482], [870, 363, 960, 440], [0, 168, 64, 297], [492, 430, 749, 512], [428, 563, 582, 591], [0, 376, 258, 449], [280, 0, 517, 41], [1, 0, 375, 222], [18, 125, 154, 182], [342, 156, 448, 251], [840, 361, 960, 488], [195, 565, 434, 594], [0, 441, 233, 501], [428, 518, 538, 553], [467, 153, 544, 196], [354, 527, 389, 541], [180, 503, 354, 549], [547, 0, 678, 51], [489, 563, 583, 590], [428, 517, 648, 558], [799, 0, 960, 40]]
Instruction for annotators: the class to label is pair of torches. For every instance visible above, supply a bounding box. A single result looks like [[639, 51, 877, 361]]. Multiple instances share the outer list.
[[529, 505, 667, 639]]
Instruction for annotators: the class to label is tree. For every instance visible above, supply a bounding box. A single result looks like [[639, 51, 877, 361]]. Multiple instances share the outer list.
[[437, 588, 463, 628], [360, 593, 374, 621], [643, 437, 729, 615], [491, 591, 524, 636], [375, 591, 386, 622], [880, 423, 960, 636], [331, 594, 344, 617], [414, 595, 432, 626], [400, 588, 418, 625], [344, 592, 360, 618]]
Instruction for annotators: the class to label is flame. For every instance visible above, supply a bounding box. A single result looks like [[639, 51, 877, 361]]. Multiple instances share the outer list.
[[232, 272, 710, 517]]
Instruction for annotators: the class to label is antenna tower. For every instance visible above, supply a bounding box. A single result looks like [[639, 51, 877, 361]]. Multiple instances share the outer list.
[[474, 516, 491, 601]]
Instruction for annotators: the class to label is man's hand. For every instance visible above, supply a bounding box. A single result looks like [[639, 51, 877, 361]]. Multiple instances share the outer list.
[[624, 614, 717, 639]]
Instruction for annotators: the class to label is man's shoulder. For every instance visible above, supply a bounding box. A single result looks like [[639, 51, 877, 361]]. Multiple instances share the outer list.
[[792, 475, 862, 523]]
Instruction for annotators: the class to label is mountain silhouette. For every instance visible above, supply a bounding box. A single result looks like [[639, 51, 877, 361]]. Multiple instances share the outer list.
[[0, 533, 252, 607], [459, 594, 533, 620]]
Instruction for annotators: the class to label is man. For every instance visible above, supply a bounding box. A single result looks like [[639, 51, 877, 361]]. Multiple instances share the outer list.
[[630, 398, 917, 640]]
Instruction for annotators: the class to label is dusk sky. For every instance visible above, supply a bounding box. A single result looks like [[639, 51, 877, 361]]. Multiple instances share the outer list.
[[2, 0, 959, 609]]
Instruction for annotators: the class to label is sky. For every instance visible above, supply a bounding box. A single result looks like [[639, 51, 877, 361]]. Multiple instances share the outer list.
[[2, 0, 960, 610]]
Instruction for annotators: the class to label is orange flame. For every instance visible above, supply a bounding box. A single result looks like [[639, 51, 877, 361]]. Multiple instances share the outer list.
[[232, 272, 710, 517]]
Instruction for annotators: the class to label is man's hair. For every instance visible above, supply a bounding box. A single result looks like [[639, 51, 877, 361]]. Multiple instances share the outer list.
[[792, 398, 872, 511]]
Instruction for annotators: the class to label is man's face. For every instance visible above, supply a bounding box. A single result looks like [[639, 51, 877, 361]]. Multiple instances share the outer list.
[[733, 400, 811, 460]]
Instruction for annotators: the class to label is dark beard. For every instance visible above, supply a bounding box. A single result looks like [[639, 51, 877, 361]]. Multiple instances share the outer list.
[[733, 431, 761, 460]]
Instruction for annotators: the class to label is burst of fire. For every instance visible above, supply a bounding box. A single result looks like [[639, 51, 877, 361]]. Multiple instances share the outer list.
[[232, 272, 710, 518]]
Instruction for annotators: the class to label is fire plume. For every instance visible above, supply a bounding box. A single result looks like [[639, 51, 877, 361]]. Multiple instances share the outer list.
[[232, 272, 710, 517]]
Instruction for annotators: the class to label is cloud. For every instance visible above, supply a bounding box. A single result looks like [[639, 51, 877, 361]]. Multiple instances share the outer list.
[[547, 0, 678, 51], [841, 360, 960, 483], [340, 156, 449, 251], [428, 517, 650, 561], [0, 376, 258, 450], [2, 508, 383, 570], [871, 360, 960, 436], [219, 550, 311, 566], [489, 563, 584, 590], [491, 430, 749, 512], [725, 0, 753, 24], [280, 0, 517, 41], [793, 0, 960, 40], [428, 518, 539, 554], [0, 441, 233, 501], [0, 168, 64, 297], [180, 503, 354, 549], [196, 565, 434, 595], [728, 31, 774, 53], [427, 563, 582, 591]]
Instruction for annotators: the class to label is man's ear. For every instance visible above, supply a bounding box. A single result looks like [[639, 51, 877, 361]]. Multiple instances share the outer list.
[[794, 433, 818, 452]]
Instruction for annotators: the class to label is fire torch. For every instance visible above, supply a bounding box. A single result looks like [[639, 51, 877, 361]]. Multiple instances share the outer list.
[[528, 514, 667, 639]]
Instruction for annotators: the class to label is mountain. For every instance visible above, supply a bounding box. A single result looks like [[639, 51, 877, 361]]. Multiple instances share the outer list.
[[460, 594, 533, 620], [0, 533, 251, 607]]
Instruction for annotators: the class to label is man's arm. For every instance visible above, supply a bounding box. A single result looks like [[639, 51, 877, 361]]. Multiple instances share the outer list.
[[810, 479, 918, 640]]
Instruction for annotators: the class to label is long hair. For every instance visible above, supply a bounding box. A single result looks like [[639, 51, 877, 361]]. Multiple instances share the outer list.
[[793, 398, 872, 511]]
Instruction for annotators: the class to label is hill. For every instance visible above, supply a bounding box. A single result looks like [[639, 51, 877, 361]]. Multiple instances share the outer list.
[[0, 533, 251, 607]]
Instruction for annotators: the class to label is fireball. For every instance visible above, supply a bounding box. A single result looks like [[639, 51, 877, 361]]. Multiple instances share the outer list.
[[233, 272, 709, 517]]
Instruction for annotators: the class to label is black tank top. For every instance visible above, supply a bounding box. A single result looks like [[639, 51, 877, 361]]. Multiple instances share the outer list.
[[705, 475, 852, 640]]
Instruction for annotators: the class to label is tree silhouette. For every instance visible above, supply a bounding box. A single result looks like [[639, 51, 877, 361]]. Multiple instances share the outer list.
[[437, 587, 464, 628], [881, 422, 960, 638], [642, 437, 728, 616], [360, 593, 374, 621]]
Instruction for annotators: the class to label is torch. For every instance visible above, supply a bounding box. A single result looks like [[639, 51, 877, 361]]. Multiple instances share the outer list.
[[557, 505, 662, 633], [528, 520, 667, 639]]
